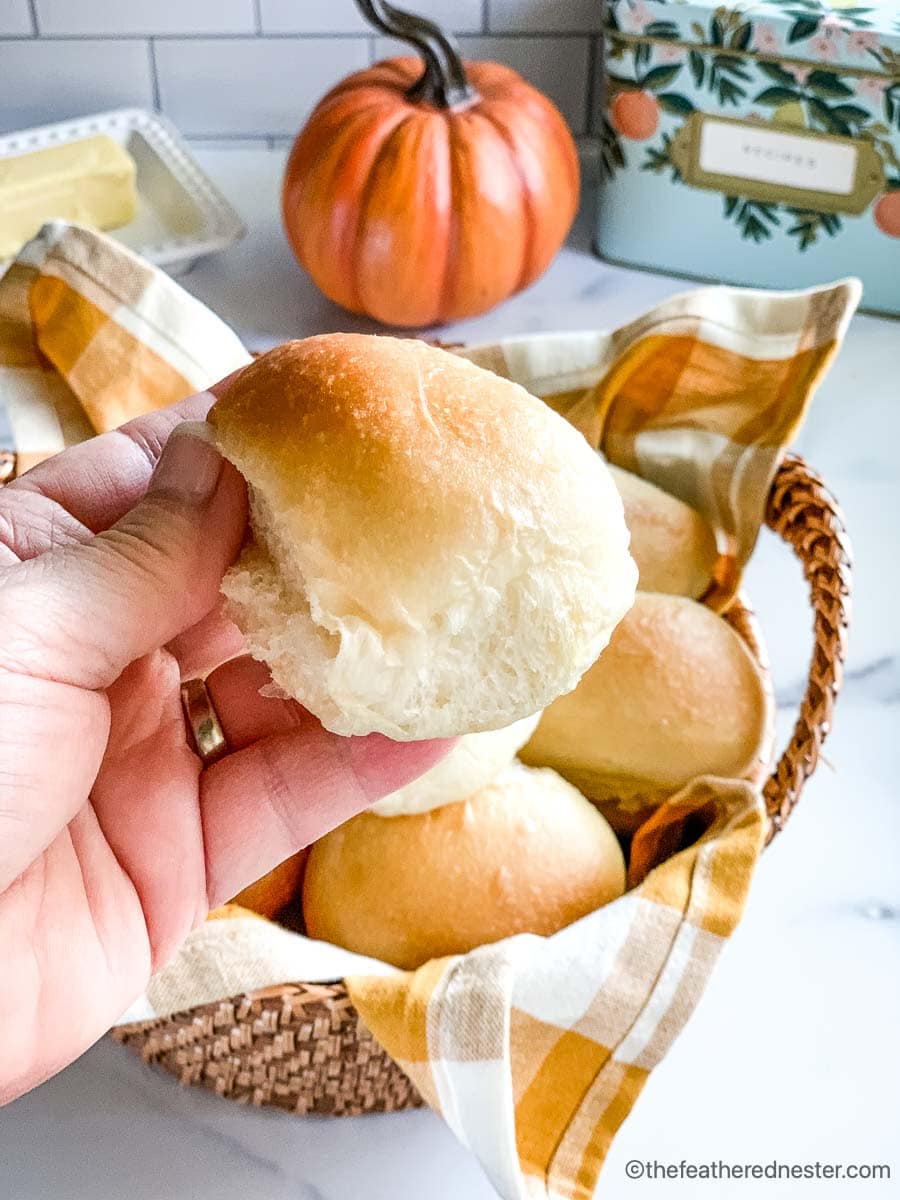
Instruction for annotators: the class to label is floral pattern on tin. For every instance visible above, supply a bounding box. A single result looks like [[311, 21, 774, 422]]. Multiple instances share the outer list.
[[602, 5, 900, 245]]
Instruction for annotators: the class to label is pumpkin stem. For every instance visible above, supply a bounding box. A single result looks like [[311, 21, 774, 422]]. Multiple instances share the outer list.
[[355, 0, 480, 110]]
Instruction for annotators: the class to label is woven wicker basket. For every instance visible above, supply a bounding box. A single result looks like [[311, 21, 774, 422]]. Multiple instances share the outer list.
[[113, 452, 851, 1118]]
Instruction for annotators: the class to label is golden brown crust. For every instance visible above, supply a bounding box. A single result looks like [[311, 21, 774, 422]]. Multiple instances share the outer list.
[[211, 336, 615, 590], [302, 763, 625, 969], [520, 592, 769, 809], [608, 465, 719, 599]]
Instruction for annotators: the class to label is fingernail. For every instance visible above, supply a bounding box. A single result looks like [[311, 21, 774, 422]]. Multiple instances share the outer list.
[[149, 422, 223, 504]]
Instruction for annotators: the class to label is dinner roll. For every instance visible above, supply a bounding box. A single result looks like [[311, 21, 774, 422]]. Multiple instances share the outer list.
[[210, 335, 636, 740], [303, 762, 625, 969], [520, 593, 770, 833], [608, 464, 718, 599], [371, 712, 541, 816], [229, 849, 308, 919]]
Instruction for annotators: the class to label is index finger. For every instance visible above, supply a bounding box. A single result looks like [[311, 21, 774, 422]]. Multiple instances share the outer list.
[[7, 370, 244, 533]]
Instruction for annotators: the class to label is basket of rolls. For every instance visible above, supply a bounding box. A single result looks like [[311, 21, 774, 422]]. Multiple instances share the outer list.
[[0, 224, 856, 1200]]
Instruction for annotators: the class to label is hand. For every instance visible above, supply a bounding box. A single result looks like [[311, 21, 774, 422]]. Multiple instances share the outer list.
[[0, 382, 452, 1105]]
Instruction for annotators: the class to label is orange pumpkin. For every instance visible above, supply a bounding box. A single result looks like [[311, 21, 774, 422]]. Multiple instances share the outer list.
[[282, 0, 580, 327]]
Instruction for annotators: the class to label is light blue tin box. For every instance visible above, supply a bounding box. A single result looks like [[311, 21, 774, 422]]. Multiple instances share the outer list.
[[596, 0, 900, 314]]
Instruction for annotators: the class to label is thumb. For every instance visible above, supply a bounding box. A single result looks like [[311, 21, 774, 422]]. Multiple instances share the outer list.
[[0, 423, 247, 689]]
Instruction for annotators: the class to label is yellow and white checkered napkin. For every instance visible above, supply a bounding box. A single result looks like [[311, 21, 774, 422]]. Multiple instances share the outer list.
[[0, 220, 250, 472], [349, 779, 764, 1199], [0, 224, 859, 1200], [459, 279, 859, 609]]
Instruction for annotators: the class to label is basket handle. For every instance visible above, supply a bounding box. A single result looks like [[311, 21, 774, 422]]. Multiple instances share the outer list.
[[761, 454, 852, 842]]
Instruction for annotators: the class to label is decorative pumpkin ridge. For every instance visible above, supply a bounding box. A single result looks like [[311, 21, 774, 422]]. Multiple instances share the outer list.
[[282, 0, 580, 327]]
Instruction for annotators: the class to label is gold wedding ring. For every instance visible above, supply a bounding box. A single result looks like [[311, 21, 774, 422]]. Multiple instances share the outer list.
[[180, 678, 229, 766]]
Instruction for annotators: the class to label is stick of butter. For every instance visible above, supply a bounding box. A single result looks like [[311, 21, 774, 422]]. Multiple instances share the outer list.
[[0, 134, 137, 259]]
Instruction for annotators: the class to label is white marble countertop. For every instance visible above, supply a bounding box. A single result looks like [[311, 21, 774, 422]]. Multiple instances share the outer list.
[[2, 147, 898, 1200]]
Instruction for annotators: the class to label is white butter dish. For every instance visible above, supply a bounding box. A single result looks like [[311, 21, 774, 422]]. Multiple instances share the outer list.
[[0, 108, 245, 276]]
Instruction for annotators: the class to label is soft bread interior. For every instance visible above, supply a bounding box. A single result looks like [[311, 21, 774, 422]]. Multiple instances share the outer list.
[[370, 712, 541, 816]]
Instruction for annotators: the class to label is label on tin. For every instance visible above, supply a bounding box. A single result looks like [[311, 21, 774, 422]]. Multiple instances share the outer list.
[[698, 119, 857, 196], [669, 113, 885, 215]]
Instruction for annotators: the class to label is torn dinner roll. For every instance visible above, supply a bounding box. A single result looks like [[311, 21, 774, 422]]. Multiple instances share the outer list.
[[210, 335, 637, 740]]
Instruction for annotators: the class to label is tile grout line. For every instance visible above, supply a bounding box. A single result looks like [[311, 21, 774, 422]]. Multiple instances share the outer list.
[[482, 0, 489, 34], [26, 0, 38, 36], [148, 38, 161, 112], [252, 0, 262, 35], [586, 31, 600, 137]]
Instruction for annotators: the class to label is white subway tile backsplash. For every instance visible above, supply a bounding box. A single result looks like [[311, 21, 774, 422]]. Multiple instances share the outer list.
[[0, 39, 154, 133], [0, 0, 33, 36], [5, 2, 599, 143], [260, 0, 483, 35], [259, 0, 369, 35], [488, 0, 601, 33], [34, 0, 256, 36], [154, 37, 369, 136], [374, 33, 590, 133], [465, 35, 590, 133]]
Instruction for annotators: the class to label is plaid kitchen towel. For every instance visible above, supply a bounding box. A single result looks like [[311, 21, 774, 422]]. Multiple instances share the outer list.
[[458, 279, 860, 608], [348, 777, 765, 1200], [0, 223, 858, 1200], [0, 219, 250, 475]]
